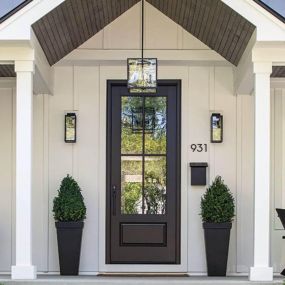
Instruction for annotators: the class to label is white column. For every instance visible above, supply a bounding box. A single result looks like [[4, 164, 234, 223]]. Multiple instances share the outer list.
[[249, 61, 273, 282], [11, 61, 37, 280]]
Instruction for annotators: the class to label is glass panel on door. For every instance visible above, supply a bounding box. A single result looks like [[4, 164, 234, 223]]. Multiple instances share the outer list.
[[120, 96, 167, 215]]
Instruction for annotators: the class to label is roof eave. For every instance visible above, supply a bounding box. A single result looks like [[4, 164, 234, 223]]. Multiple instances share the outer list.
[[0, 0, 33, 24]]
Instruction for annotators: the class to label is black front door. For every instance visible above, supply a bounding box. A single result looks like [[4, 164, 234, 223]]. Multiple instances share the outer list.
[[106, 80, 181, 264]]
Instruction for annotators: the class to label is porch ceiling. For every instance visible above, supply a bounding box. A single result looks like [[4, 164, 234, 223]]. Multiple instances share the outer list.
[[0, 65, 15, 77], [31, 0, 257, 66], [272, 66, 285, 78]]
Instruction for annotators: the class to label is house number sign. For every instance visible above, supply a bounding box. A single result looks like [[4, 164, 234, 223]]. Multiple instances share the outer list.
[[191, 144, 208, 152]]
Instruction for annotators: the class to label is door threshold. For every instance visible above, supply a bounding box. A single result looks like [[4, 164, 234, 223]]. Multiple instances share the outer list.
[[98, 273, 188, 277]]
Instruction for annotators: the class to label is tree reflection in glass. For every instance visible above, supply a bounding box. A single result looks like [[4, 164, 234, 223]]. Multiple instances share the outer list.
[[144, 156, 166, 215], [121, 156, 143, 214], [145, 97, 166, 154], [121, 97, 143, 154], [121, 96, 167, 215]]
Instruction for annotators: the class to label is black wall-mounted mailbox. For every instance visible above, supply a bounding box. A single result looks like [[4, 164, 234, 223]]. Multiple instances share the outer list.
[[189, 162, 208, 186]]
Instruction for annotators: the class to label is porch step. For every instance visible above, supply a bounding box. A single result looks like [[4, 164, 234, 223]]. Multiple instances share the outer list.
[[0, 276, 283, 285]]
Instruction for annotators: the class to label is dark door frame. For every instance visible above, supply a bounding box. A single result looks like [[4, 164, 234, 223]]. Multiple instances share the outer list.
[[106, 79, 181, 264]]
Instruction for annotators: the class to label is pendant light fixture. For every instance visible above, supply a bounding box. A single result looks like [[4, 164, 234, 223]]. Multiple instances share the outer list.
[[127, 0, 157, 93]]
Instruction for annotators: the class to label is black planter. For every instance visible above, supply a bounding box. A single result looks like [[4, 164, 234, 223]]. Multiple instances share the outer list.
[[203, 222, 232, 276], [55, 221, 84, 275]]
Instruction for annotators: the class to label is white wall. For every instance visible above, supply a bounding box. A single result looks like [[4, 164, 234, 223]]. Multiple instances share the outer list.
[[270, 83, 285, 273], [42, 64, 238, 274], [1, 2, 281, 275], [0, 83, 14, 272], [78, 2, 210, 51]]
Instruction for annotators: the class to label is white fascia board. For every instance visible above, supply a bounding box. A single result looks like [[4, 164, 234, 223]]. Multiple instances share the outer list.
[[0, 45, 34, 61], [221, 0, 285, 41], [0, 0, 65, 41]]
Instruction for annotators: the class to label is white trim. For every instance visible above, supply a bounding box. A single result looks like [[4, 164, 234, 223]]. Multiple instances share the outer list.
[[11, 265, 36, 280], [236, 96, 243, 272], [15, 60, 34, 73], [221, 0, 285, 41], [0, 0, 66, 41], [244, 0, 285, 30], [0, 46, 34, 61], [0, 0, 41, 30], [250, 61, 273, 282], [59, 49, 228, 65], [253, 45, 285, 64], [249, 267, 273, 281], [12, 60, 37, 280], [42, 94, 49, 272], [271, 78, 285, 89], [98, 65, 188, 273]]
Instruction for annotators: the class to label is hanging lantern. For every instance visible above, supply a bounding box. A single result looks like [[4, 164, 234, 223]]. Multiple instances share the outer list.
[[127, 0, 157, 93], [128, 58, 157, 93]]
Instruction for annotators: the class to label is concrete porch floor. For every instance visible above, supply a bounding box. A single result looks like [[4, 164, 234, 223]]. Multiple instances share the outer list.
[[0, 275, 283, 285]]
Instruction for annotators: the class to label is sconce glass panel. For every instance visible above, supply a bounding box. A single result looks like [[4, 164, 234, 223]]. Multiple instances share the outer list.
[[211, 113, 223, 143], [65, 113, 77, 143]]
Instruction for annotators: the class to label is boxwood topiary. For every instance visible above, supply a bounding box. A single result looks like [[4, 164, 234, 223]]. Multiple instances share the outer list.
[[200, 176, 235, 223], [53, 175, 86, 222]]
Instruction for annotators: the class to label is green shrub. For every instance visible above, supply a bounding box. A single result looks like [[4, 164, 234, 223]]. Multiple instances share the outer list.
[[200, 176, 235, 223], [53, 175, 86, 222]]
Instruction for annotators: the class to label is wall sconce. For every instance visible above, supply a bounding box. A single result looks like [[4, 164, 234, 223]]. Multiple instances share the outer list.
[[211, 113, 223, 143], [65, 112, 77, 143]]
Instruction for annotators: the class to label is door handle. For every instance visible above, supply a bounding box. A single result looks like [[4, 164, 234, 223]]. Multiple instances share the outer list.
[[112, 185, 117, 216]]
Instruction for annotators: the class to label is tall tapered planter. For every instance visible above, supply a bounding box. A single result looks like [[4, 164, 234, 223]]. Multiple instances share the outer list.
[[203, 222, 232, 276], [53, 175, 87, 276], [56, 221, 84, 275], [200, 176, 235, 277]]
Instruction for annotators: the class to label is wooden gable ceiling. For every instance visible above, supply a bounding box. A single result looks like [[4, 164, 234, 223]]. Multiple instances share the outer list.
[[31, 0, 256, 66], [147, 0, 256, 66], [32, 0, 140, 65], [0, 65, 16, 77]]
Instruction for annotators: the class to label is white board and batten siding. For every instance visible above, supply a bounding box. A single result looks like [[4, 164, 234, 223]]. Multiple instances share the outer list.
[[0, 1, 284, 275], [0, 84, 14, 272], [46, 63, 239, 274], [271, 84, 285, 273]]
